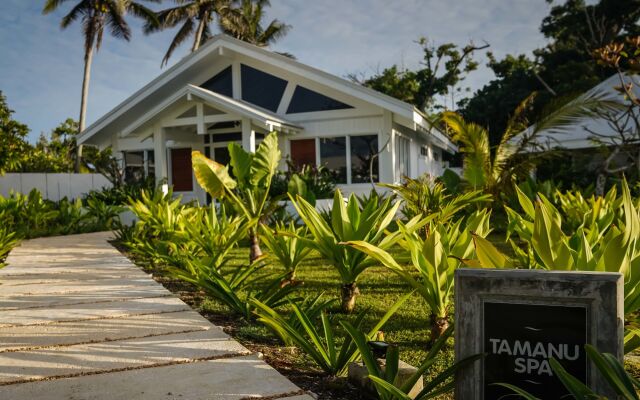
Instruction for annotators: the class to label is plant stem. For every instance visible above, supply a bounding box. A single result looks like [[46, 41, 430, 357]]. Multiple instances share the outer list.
[[341, 282, 360, 313]]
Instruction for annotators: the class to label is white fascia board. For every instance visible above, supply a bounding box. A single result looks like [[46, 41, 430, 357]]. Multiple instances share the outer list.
[[78, 38, 228, 143]]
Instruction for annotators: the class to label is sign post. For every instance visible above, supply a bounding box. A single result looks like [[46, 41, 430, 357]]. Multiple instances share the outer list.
[[454, 269, 623, 399]]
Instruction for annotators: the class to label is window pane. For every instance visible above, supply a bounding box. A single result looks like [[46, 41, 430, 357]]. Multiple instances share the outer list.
[[241, 64, 287, 112], [211, 132, 242, 142], [124, 151, 144, 166], [319, 137, 346, 184], [287, 86, 353, 114], [214, 147, 231, 166], [200, 66, 233, 97], [290, 139, 316, 169], [350, 135, 378, 183], [395, 136, 410, 179], [146, 150, 155, 178]]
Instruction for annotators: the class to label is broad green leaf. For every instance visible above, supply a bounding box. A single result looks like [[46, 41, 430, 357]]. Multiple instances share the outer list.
[[472, 234, 509, 268], [251, 132, 280, 186], [192, 151, 237, 197], [228, 142, 252, 186]]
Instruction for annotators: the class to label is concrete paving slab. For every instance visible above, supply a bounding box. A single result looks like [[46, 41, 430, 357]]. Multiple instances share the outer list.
[[0, 355, 311, 400], [0, 296, 190, 327], [0, 269, 151, 284], [0, 277, 160, 296], [0, 287, 170, 311], [0, 329, 250, 384], [0, 310, 212, 352]]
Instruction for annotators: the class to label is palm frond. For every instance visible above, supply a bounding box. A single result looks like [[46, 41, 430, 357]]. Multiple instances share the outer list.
[[162, 17, 195, 66]]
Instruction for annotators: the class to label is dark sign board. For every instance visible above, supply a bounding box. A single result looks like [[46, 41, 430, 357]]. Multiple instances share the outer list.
[[483, 301, 588, 399]]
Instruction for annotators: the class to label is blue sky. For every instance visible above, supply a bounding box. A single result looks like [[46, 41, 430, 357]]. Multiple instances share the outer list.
[[0, 0, 553, 142]]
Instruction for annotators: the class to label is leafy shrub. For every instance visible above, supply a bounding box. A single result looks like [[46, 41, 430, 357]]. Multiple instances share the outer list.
[[343, 323, 481, 400], [346, 209, 493, 340], [0, 225, 19, 268], [250, 291, 412, 376], [271, 160, 336, 200], [260, 221, 312, 281], [290, 189, 412, 313]]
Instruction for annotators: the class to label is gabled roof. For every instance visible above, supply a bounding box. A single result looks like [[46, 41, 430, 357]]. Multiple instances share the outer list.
[[122, 84, 302, 137], [520, 73, 636, 150], [78, 34, 455, 150]]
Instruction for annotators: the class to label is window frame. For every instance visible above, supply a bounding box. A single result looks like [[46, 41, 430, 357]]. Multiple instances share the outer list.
[[123, 149, 155, 182], [296, 133, 380, 185]]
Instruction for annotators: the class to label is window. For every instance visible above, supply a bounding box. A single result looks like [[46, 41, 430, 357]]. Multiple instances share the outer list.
[[420, 146, 429, 157], [287, 86, 353, 114], [319, 137, 347, 184], [124, 150, 154, 184], [241, 64, 287, 112], [350, 135, 378, 183], [200, 66, 233, 97], [290, 139, 316, 169], [395, 136, 410, 180]]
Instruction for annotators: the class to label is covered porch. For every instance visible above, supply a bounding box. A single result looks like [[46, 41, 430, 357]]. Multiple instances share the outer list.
[[116, 85, 302, 203]]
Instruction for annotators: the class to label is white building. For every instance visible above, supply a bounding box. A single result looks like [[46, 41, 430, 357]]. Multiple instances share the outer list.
[[79, 35, 456, 203]]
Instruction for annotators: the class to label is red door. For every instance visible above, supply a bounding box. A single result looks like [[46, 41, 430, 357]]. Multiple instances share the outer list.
[[170, 148, 193, 192]]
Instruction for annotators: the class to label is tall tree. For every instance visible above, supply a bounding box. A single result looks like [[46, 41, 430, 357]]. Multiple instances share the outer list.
[[144, 0, 232, 66], [43, 0, 158, 171], [0, 92, 30, 175], [352, 38, 488, 113], [218, 0, 290, 47]]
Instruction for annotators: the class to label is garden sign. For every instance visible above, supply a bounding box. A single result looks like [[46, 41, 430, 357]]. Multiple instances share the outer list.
[[454, 269, 623, 399]]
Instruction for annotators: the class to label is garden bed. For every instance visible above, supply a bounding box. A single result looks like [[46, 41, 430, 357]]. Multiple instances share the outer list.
[[111, 240, 455, 399]]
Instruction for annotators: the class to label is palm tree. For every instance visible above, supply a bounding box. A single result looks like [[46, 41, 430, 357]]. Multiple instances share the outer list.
[[144, 0, 233, 66], [218, 0, 290, 47], [43, 0, 158, 172], [442, 90, 623, 197]]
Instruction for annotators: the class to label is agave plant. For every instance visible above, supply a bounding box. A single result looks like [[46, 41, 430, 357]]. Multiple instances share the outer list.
[[343, 323, 482, 400], [260, 221, 312, 282], [250, 291, 412, 376], [192, 132, 281, 263], [345, 210, 493, 340], [289, 189, 413, 313], [499, 345, 640, 400]]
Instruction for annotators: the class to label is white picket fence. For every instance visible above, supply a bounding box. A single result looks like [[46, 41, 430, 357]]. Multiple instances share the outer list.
[[0, 173, 112, 201]]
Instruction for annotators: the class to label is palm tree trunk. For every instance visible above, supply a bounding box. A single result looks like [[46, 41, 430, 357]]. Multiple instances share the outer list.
[[249, 227, 263, 263], [76, 46, 93, 173], [340, 282, 360, 313], [192, 15, 206, 52]]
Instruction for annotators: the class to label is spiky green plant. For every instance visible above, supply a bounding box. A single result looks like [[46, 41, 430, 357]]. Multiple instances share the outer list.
[[260, 221, 312, 282]]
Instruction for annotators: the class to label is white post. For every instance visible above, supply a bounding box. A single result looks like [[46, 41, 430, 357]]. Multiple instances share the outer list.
[[154, 127, 168, 185], [241, 118, 256, 152], [378, 110, 395, 183]]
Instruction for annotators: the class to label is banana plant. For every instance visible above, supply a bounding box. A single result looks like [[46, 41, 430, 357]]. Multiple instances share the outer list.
[[192, 132, 281, 263], [498, 344, 640, 400], [260, 221, 312, 282], [345, 209, 493, 340], [343, 323, 482, 400], [288, 189, 415, 313], [250, 291, 413, 376]]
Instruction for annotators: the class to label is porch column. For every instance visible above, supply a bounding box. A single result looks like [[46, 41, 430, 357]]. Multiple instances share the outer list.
[[241, 117, 256, 152], [378, 110, 395, 183], [153, 127, 168, 185]]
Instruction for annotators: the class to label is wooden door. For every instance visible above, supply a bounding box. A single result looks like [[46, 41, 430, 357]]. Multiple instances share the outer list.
[[170, 148, 193, 192]]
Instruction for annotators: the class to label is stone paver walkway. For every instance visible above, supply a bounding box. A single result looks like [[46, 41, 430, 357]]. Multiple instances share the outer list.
[[0, 232, 312, 400]]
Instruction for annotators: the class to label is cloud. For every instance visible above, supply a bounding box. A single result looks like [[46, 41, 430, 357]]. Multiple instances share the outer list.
[[0, 0, 550, 142]]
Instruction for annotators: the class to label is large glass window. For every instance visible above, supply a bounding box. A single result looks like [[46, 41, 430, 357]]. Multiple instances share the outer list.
[[319, 137, 347, 184], [241, 64, 287, 112], [124, 150, 155, 184], [200, 66, 233, 97], [290, 139, 316, 169], [350, 135, 378, 183], [395, 136, 410, 180], [287, 86, 353, 114]]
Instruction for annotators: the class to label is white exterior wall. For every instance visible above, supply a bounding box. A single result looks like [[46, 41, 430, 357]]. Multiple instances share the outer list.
[[0, 173, 112, 201]]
